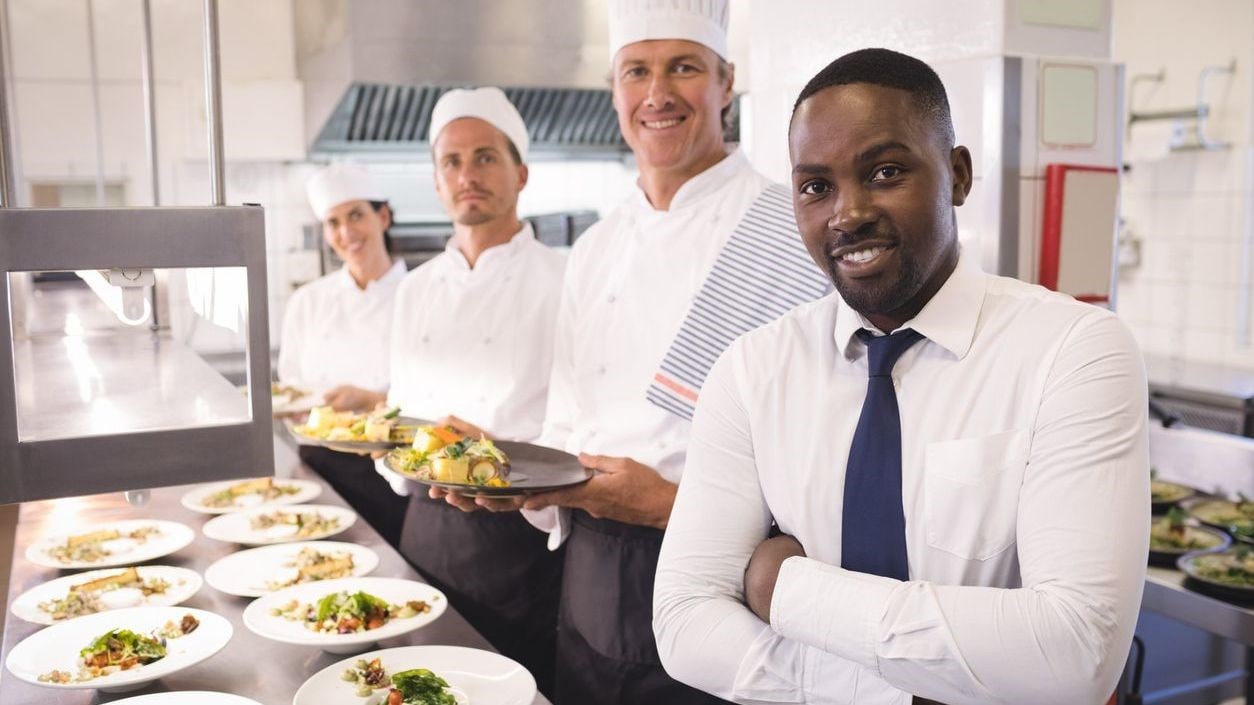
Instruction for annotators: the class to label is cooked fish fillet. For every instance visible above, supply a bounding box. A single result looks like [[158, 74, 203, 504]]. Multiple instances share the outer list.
[[70, 566, 140, 594], [67, 529, 121, 548], [298, 556, 354, 580], [229, 477, 274, 496]]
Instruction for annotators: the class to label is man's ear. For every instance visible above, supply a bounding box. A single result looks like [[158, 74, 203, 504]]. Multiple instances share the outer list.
[[950, 145, 973, 206]]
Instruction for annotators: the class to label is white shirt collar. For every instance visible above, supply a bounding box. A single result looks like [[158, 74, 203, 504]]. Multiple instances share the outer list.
[[629, 148, 751, 212], [443, 222, 536, 273], [335, 258, 407, 293], [834, 247, 984, 361]]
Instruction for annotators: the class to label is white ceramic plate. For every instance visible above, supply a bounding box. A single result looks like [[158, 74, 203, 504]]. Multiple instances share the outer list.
[[10, 565, 203, 626], [4, 606, 232, 693], [25, 520, 196, 570], [111, 692, 263, 705], [201, 504, 356, 546], [243, 577, 446, 654], [180, 477, 322, 515], [293, 645, 536, 705], [204, 541, 380, 597]]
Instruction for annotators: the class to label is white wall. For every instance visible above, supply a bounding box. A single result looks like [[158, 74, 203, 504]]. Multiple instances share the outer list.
[[1112, 0, 1254, 371]]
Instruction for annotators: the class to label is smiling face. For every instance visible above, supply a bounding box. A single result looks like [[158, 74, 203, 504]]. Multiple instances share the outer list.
[[611, 39, 733, 177], [321, 199, 390, 270], [432, 117, 527, 227], [789, 83, 972, 332]]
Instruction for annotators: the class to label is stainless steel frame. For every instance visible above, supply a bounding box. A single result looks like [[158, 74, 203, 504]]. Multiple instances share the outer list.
[[0, 207, 274, 503]]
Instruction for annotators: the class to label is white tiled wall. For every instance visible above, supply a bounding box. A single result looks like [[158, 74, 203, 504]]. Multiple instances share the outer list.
[[1112, 0, 1254, 371]]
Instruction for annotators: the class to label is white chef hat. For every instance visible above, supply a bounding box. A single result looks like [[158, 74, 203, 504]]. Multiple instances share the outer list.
[[608, 0, 730, 61], [428, 87, 530, 163], [305, 163, 385, 221]]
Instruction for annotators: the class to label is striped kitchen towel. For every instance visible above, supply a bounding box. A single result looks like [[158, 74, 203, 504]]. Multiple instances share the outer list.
[[647, 183, 832, 420]]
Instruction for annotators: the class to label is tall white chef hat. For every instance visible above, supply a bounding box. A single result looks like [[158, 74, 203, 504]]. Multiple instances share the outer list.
[[428, 87, 530, 163], [305, 163, 385, 221], [608, 0, 730, 61]]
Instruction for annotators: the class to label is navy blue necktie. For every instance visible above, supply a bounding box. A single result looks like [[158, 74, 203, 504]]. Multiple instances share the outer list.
[[841, 327, 925, 580]]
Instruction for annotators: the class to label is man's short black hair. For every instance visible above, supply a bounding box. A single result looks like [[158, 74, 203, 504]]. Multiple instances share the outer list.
[[792, 48, 955, 147]]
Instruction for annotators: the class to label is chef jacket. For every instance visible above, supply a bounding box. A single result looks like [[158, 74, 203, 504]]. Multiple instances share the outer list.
[[530, 149, 771, 544], [277, 259, 407, 392], [387, 224, 566, 440]]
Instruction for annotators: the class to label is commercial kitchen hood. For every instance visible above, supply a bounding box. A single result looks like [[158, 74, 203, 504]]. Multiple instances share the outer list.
[[296, 0, 738, 160], [311, 81, 739, 160]]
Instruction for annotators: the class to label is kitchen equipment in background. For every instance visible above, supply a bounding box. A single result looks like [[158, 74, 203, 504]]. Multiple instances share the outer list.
[[1146, 354, 1254, 439], [313, 210, 598, 275], [0, 0, 275, 504]]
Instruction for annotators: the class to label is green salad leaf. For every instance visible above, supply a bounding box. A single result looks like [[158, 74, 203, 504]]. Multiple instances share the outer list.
[[391, 668, 456, 705]]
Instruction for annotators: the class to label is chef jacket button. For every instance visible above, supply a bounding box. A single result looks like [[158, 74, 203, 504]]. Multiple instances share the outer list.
[[607, 294, 616, 304], [598, 365, 607, 375], [483, 336, 493, 345], [421, 335, 430, 344]]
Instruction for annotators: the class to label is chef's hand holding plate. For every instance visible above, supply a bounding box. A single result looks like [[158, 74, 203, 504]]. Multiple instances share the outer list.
[[322, 385, 386, 412], [522, 453, 677, 530]]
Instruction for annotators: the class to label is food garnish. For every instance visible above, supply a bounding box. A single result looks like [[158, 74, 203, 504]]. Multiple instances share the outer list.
[[386, 668, 458, 705], [263, 547, 356, 590], [271, 590, 432, 634], [249, 511, 340, 539], [37, 567, 175, 621], [1149, 508, 1225, 552], [342, 657, 391, 697], [295, 406, 413, 444], [201, 477, 301, 509], [48, 526, 161, 564]]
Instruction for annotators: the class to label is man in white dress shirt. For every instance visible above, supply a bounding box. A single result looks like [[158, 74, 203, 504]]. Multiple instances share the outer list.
[[653, 48, 1149, 705], [281, 163, 410, 545], [383, 87, 566, 696], [440, 2, 782, 703]]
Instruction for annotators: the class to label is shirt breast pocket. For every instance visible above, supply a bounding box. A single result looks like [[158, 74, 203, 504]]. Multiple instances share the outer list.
[[924, 429, 1029, 561]]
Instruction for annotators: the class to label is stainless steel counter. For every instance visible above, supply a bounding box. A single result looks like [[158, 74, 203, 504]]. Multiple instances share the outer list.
[[0, 455, 551, 704], [1143, 566, 1254, 646]]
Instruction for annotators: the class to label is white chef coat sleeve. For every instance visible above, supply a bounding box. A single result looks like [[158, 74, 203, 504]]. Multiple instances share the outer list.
[[277, 287, 307, 385], [526, 251, 581, 549], [655, 346, 817, 703], [769, 312, 1149, 705]]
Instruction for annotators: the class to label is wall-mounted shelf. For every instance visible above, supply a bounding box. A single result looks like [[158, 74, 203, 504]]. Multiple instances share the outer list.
[[1127, 60, 1236, 151]]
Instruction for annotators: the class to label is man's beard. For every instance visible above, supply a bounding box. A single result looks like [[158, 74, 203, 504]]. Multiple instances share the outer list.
[[455, 206, 495, 226], [827, 248, 927, 320]]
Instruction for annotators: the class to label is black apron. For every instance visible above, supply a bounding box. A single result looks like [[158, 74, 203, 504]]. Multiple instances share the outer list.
[[399, 494, 564, 698], [554, 510, 731, 705], [298, 446, 407, 548]]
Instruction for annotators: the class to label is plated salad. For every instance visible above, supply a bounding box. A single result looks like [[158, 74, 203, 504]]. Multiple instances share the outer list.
[[37, 614, 199, 684], [294, 406, 414, 444], [264, 547, 357, 591], [38, 567, 173, 622], [1188, 546, 1254, 588], [249, 510, 341, 539], [389, 425, 511, 487], [272, 590, 432, 634], [1187, 495, 1254, 527], [1150, 509, 1227, 553], [200, 477, 301, 509], [48, 526, 161, 565]]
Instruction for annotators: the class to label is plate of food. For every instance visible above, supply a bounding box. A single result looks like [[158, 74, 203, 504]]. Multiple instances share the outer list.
[[1183, 495, 1254, 531], [10, 565, 203, 626], [242, 577, 446, 654], [1230, 520, 1254, 546], [26, 520, 196, 570], [3, 606, 232, 693], [111, 692, 264, 705], [273, 383, 322, 416], [290, 406, 429, 453], [293, 645, 536, 705], [204, 541, 379, 597], [1148, 508, 1231, 566], [384, 425, 592, 497], [1150, 476, 1196, 513], [202, 504, 356, 546], [1178, 546, 1254, 603], [180, 476, 322, 514]]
